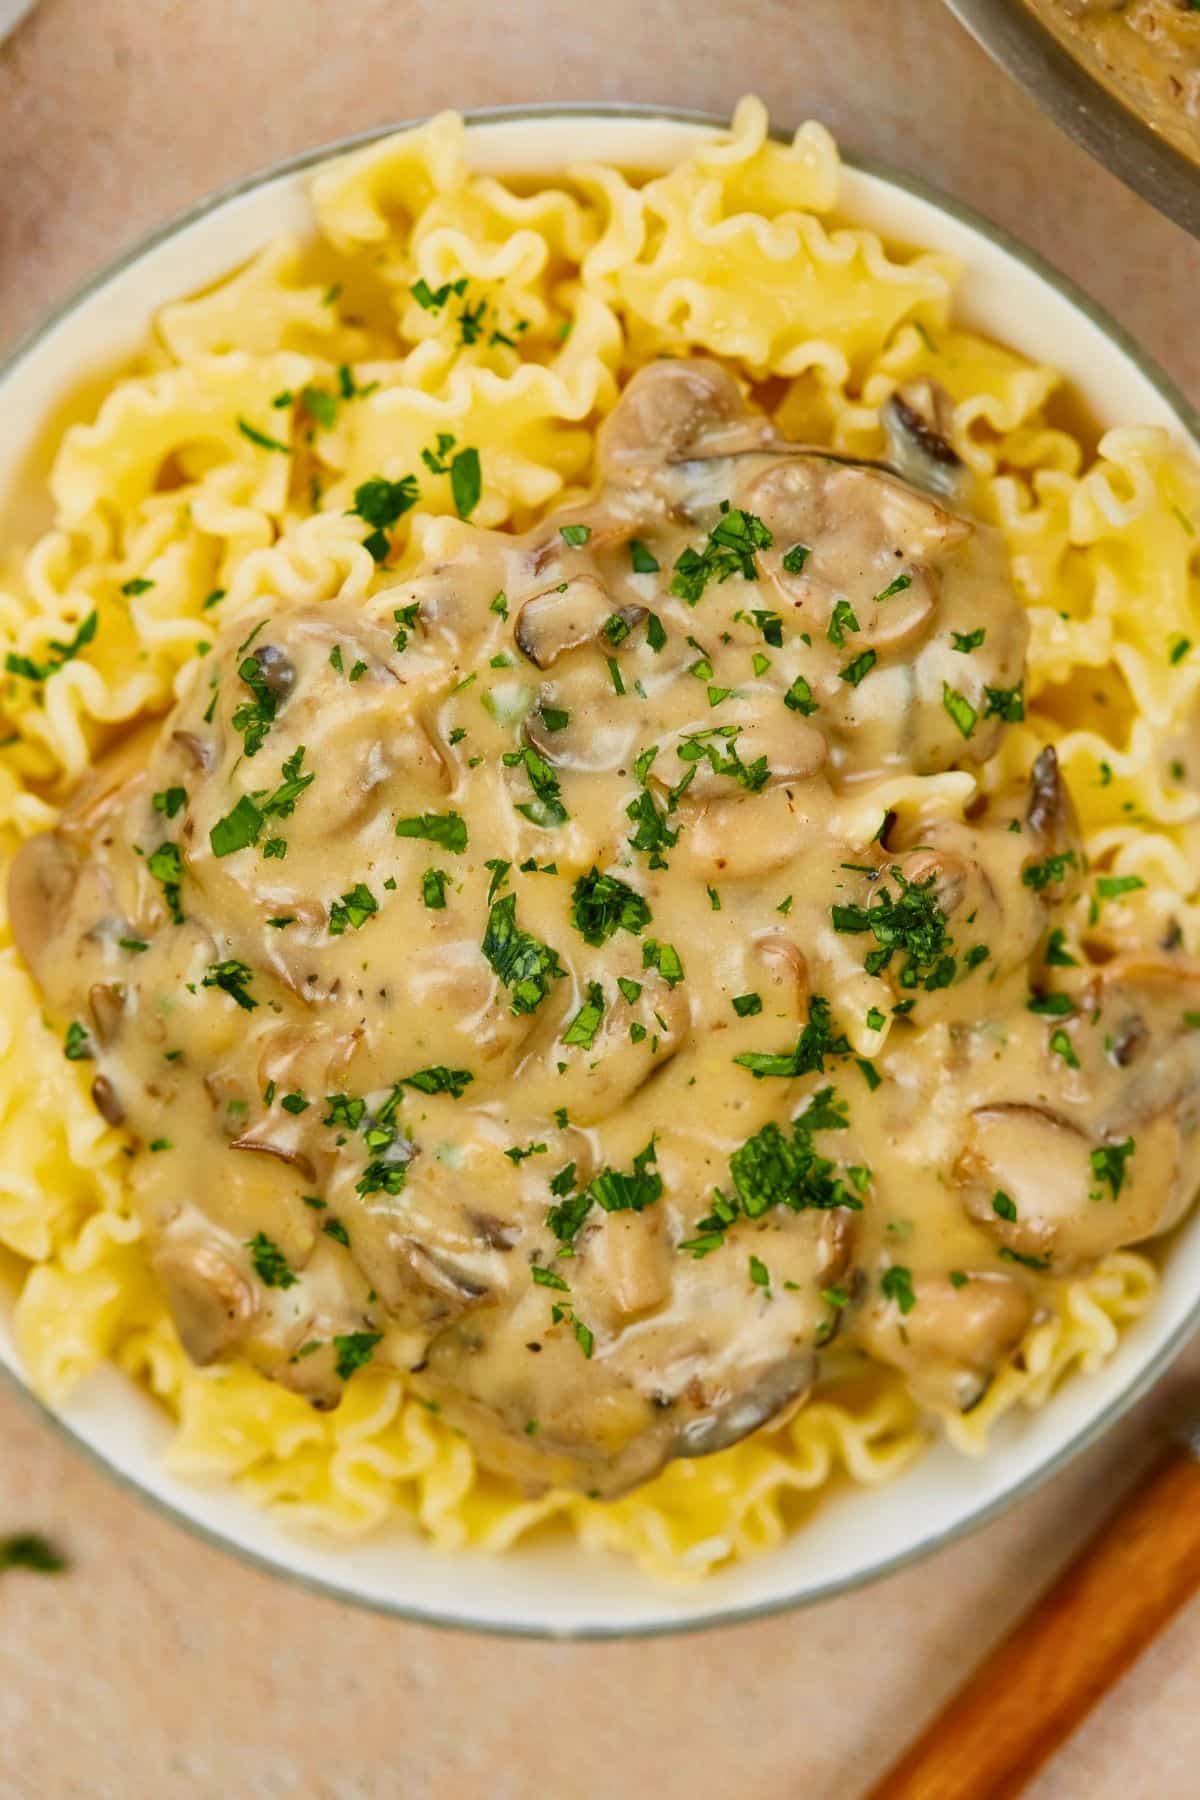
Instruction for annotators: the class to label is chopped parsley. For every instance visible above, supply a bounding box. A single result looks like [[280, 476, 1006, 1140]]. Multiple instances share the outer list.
[[832, 866, 955, 990], [237, 418, 291, 454], [781, 543, 811, 575], [983, 682, 1025, 722], [942, 684, 977, 739], [1022, 850, 1079, 893], [734, 993, 850, 1079], [6, 610, 98, 683], [562, 983, 605, 1050], [395, 810, 468, 852], [1096, 874, 1145, 901], [784, 673, 819, 716], [231, 647, 285, 758], [201, 959, 258, 1011], [729, 1087, 857, 1218], [881, 1265, 916, 1314], [481, 894, 565, 1015], [350, 474, 419, 561], [951, 628, 986, 653], [246, 1232, 297, 1289], [450, 447, 481, 519], [732, 992, 763, 1018], [0, 1534, 67, 1574], [992, 1190, 1018, 1222], [147, 841, 184, 924], [630, 539, 660, 574], [827, 599, 860, 648], [333, 1332, 382, 1380], [153, 786, 187, 820], [210, 746, 314, 858], [570, 867, 651, 945], [64, 1020, 92, 1061], [328, 882, 378, 935], [400, 1066, 473, 1099], [1090, 1136, 1135, 1200], [641, 938, 684, 986], [502, 745, 567, 827], [626, 787, 679, 870], [670, 506, 773, 605], [839, 649, 877, 687], [421, 868, 449, 909], [560, 524, 591, 547]]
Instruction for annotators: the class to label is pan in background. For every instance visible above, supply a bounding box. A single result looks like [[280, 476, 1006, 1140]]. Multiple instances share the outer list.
[[943, 0, 1200, 237]]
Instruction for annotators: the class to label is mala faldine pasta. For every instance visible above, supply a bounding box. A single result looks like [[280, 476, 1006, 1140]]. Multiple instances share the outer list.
[[0, 97, 1196, 1578]]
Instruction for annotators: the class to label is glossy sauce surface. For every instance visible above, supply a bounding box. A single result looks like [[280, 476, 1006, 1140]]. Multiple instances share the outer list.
[[12, 360, 1200, 1497]]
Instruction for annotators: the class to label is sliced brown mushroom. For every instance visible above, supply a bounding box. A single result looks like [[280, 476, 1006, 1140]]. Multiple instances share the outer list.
[[170, 729, 215, 772], [583, 1209, 671, 1329], [152, 1239, 258, 1364], [651, 705, 827, 802], [597, 357, 774, 476], [230, 1124, 316, 1181], [7, 831, 80, 985], [90, 1074, 125, 1127], [683, 782, 821, 881], [882, 384, 965, 500], [514, 578, 643, 670], [953, 1101, 1182, 1268], [88, 982, 127, 1047], [856, 1270, 1035, 1412], [513, 973, 691, 1126], [753, 934, 810, 1016], [673, 1351, 816, 1458], [1023, 746, 1084, 898]]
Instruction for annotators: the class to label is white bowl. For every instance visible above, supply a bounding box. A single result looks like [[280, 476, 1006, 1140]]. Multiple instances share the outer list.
[[2, 107, 1199, 1639]]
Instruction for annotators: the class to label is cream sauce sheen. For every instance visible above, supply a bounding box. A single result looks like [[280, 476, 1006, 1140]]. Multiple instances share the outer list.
[[11, 359, 1200, 1498]]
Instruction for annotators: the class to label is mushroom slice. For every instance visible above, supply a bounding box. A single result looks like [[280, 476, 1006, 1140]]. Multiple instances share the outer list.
[[597, 357, 774, 476], [7, 831, 80, 987], [88, 982, 127, 1046], [152, 1239, 259, 1364], [652, 705, 826, 802], [1022, 746, 1084, 898], [953, 1101, 1180, 1268], [683, 782, 821, 881], [856, 1271, 1035, 1412], [882, 383, 965, 500], [514, 578, 641, 670], [514, 974, 691, 1126], [582, 1209, 672, 1329], [753, 934, 810, 1016], [90, 1074, 125, 1127], [230, 1124, 317, 1182], [673, 1351, 816, 1458], [523, 680, 640, 774]]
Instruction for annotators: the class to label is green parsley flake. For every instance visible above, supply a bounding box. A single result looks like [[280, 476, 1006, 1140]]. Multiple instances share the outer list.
[[482, 894, 565, 1015], [395, 810, 468, 852], [671, 508, 773, 605], [246, 1232, 297, 1288], [562, 982, 605, 1050]]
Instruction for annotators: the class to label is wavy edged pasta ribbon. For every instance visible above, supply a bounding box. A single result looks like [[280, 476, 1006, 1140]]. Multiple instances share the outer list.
[[0, 97, 1191, 1579]]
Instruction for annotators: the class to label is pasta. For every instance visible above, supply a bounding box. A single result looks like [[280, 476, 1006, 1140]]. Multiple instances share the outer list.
[[2, 95, 1195, 1580]]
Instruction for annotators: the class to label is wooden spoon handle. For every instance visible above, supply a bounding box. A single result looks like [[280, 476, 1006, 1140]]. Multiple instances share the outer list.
[[866, 1442, 1200, 1800]]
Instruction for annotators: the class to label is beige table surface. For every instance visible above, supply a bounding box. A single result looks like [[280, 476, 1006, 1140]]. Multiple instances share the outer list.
[[3, 2, 1200, 1795]]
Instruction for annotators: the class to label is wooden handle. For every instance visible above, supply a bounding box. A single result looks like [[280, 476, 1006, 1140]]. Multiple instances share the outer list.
[[866, 1443, 1200, 1800]]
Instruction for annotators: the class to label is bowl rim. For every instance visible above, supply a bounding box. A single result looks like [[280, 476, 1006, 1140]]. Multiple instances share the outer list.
[[941, 0, 1200, 240], [3, 100, 1199, 1641]]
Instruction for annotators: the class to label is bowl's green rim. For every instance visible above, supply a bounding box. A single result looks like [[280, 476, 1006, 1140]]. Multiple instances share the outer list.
[[1, 102, 1197, 1641]]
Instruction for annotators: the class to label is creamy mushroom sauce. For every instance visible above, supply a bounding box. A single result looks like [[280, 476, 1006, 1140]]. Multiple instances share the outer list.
[[11, 360, 1200, 1499]]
